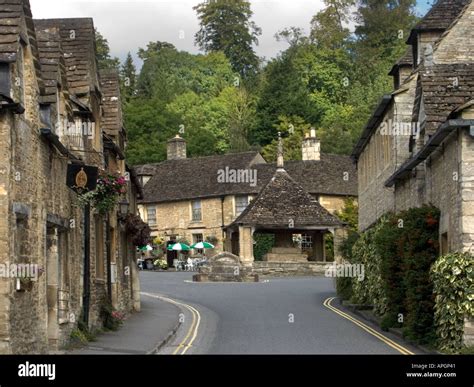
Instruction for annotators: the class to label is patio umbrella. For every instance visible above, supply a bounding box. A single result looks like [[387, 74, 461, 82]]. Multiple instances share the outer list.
[[138, 244, 153, 251], [191, 241, 214, 249], [167, 242, 191, 251]]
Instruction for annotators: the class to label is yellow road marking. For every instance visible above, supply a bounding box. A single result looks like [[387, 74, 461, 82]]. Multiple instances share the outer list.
[[323, 297, 414, 355], [141, 292, 201, 355]]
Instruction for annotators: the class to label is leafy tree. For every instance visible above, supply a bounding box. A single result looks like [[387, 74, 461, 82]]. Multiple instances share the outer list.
[[194, 0, 261, 78], [120, 52, 137, 103], [95, 29, 120, 70]]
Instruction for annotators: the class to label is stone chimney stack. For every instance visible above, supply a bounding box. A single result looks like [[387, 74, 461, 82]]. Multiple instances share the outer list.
[[302, 128, 320, 161], [167, 134, 187, 160]]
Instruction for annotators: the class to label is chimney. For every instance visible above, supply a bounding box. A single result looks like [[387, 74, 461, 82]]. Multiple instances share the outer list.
[[302, 128, 320, 161], [167, 134, 186, 160]]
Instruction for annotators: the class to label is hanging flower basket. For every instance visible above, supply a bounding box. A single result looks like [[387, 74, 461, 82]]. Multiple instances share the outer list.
[[78, 172, 127, 215], [125, 214, 152, 247]]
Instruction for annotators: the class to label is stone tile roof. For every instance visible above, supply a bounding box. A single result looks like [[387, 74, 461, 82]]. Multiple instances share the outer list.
[[407, 0, 470, 43], [0, 1, 43, 92], [389, 48, 413, 76], [229, 169, 342, 229], [99, 69, 122, 137], [414, 63, 474, 135], [0, 0, 23, 63], [35, 22, 69, 104], [139, 152, 357, 204], [34, 18, 100, 106]]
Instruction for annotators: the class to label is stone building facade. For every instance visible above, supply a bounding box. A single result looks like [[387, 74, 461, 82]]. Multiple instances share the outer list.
[[352, 0, 474, 344], [135, 129, 357, 263], [0, 1, 140, 354]]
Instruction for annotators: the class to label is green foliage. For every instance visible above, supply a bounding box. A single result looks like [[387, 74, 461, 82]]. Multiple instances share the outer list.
[[194, 0, 261, 78], [336, 276, 353, 301], [253, 233, 274, 261], [350, 206, 440, 345], [335, 197, 358, 231], [100, 299, 125, 331], [431, 252, 474, 352], [120, 52, 137, 103], [95, 29, 120, 70], [78, 173, 127, 215]]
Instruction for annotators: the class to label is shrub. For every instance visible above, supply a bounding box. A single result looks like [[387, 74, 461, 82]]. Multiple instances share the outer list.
[[253, 233, 274, 261], [100, 299, 125, 331], [431, 252, 474, 352], [336, 276, 353, 301]]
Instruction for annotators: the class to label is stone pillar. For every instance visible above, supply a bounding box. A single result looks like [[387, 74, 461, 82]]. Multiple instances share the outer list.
[[312, 231, 325, 262], [46, 227, 59, 349], [238, 226, 254, 266], [333, 228, 347, 264]]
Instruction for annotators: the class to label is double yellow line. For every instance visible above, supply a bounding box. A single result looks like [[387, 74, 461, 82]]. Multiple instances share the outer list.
[[323, 297, 414, 355], [141, 292, 201, 355]]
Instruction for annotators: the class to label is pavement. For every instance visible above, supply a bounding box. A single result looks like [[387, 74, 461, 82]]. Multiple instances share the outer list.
[[68, 294, 180, 354]]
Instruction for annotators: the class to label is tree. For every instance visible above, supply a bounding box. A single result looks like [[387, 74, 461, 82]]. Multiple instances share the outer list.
[[194, 0, 261, 78], [120, 52, 137, 103], [95, 29, 120, 70]]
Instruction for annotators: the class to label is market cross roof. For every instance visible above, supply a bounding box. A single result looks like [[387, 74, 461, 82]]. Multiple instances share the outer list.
[[228, 168, 342, 229]]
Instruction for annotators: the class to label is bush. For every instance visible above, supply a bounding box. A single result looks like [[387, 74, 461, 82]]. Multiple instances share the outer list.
[[431, 252, 474, 352], [253, 233, 274, 261], [336, 276, 353, 301], [100, 299, 125, 331]]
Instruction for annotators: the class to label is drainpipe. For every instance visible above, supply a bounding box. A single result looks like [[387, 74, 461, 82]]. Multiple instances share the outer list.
[[82, 204, 91, 326], [221, 196, 225, 244], [106, 213, 112, 304]]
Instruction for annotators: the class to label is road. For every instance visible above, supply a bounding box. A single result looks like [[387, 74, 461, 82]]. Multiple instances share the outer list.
[[140, 271, 419, 355]]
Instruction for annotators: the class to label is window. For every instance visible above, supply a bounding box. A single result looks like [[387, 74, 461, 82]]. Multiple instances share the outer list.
[[301, 234, 313, 249], [0, 63, 10, 97], [40, 104, 52, 128], [147, 206, 156, 226], [191, 200, 202, 222], [235, 195, 249, 217]]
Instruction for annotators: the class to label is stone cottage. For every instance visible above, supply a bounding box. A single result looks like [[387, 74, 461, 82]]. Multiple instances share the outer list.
[[135, 129, 357, 265], [0, 0, 141, 354], [351, 0, 474, 343]]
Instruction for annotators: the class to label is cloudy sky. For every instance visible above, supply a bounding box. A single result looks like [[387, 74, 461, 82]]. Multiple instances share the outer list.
[[30, 0, 432, 68]]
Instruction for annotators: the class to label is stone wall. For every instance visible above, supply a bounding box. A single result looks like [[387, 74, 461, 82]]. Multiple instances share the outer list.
[[252, 262, 328, 277]]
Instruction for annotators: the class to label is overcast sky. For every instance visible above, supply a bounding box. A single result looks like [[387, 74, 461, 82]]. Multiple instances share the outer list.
[[30, 0, 432, 68]]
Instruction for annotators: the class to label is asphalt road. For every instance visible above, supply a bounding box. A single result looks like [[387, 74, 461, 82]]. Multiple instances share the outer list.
[[140, 271, 419, 355]]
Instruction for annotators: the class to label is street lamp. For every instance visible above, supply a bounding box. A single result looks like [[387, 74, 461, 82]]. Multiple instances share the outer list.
[[118, 200, 130, 221]]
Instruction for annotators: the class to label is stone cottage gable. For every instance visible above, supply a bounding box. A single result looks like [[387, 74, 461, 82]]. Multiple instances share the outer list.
[[407, 0, 471, 44], [230, 169, 342, 229], [433, 0, 474, 63]]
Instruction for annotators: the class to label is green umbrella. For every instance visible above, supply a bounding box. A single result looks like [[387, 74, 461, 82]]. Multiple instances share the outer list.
[[191, 241, 214, 249], [167, 242, 191, 251], [138, 244, 153, 251]]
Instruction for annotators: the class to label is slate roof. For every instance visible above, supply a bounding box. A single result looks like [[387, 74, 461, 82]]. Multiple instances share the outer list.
[[139, 152, 357, 204], [34, 18, 100, 106], [414, 63, 474, 135], [228, 168, 342, 229], [407, 0, 470, 43], [99, 69, 123, 137]]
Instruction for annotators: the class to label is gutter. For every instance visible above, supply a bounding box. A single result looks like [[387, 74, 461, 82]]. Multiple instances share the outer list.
[[385, 119, 474, 187]]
